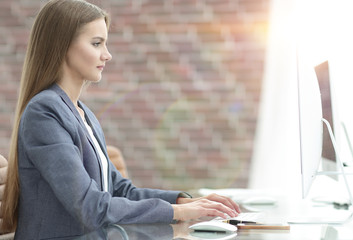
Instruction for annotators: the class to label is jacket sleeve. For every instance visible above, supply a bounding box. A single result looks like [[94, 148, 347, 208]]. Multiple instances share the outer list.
[[20, 96, 176, 231], [109, 164, 181, 203]]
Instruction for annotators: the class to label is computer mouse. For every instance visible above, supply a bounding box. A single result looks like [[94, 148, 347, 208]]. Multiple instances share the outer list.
[[242, 196, 277, 205], [189, 221, 237, 232]]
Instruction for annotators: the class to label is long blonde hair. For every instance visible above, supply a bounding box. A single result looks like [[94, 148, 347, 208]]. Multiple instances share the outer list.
[[1, 0, 109, 232]]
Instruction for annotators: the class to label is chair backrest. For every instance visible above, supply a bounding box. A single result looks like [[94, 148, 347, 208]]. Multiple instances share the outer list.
[[0, 154, 7, 204], [106, 146, 129, 178], [0, 154, 14, 238]]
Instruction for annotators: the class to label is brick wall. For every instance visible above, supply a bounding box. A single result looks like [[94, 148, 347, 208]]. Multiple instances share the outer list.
[[0, 0, 269, 191]]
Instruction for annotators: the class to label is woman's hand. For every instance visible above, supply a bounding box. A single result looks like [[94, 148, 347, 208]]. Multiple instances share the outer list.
[[172, 193, 241, 221]]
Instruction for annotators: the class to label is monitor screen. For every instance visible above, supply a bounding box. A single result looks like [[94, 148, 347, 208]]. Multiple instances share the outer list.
[[297, 59, 323, 198]]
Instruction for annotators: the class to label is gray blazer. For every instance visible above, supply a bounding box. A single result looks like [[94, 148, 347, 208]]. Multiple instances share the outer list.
[[15, 84, 181, 239]]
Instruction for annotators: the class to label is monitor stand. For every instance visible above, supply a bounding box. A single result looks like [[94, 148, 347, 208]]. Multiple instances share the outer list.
[[341, 121, 353, 167], [288, 118, 353, 225]]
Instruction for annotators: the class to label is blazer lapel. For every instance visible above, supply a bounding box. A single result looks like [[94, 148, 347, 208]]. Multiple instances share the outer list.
[[49, 84, 104, 190], [79, 101, 111, 191]]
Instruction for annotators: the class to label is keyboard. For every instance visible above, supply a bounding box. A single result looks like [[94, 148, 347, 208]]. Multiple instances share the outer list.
[[214, 212, 266, 223], [233, 212, 266, 222]]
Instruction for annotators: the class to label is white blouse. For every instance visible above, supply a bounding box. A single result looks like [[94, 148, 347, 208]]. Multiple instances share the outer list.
[[83, 120, 109, 192]]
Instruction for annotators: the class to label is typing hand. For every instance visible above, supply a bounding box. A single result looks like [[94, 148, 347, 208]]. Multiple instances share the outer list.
[[173, 193, 241, 221]]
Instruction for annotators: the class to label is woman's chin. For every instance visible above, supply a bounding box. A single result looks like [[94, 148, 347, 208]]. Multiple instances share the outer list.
[[87, 76, 102, 83]]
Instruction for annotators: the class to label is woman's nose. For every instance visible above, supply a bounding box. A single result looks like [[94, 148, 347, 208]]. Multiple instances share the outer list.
[[102, 47, 112, 61]]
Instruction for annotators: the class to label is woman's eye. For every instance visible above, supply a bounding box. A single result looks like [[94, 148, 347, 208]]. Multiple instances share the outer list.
[[93, 42, 101, 47]]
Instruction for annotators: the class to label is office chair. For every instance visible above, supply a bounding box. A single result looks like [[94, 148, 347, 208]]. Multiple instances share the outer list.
[[106, 145, 129, 178], [0, 155, 14, 239]]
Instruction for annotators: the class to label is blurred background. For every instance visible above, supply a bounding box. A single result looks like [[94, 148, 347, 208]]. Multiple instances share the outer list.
[[0, 0, 268, 191], [1, 0, 353, 194]]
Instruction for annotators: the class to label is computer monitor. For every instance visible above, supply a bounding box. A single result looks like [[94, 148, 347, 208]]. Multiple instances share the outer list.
[[292, 59, 353, 224], [298, 59, 345, 199]]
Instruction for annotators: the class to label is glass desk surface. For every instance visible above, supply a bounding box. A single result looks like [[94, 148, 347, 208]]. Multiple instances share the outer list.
[[73, 193, 353, 240]]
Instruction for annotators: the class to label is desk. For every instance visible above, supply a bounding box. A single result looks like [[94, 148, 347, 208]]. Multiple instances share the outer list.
[[74, 193, 353, 240], [74, 223, 353, 240]]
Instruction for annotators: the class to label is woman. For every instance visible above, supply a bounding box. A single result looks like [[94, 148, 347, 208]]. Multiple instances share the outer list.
[[1, 0, 240, 239]]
